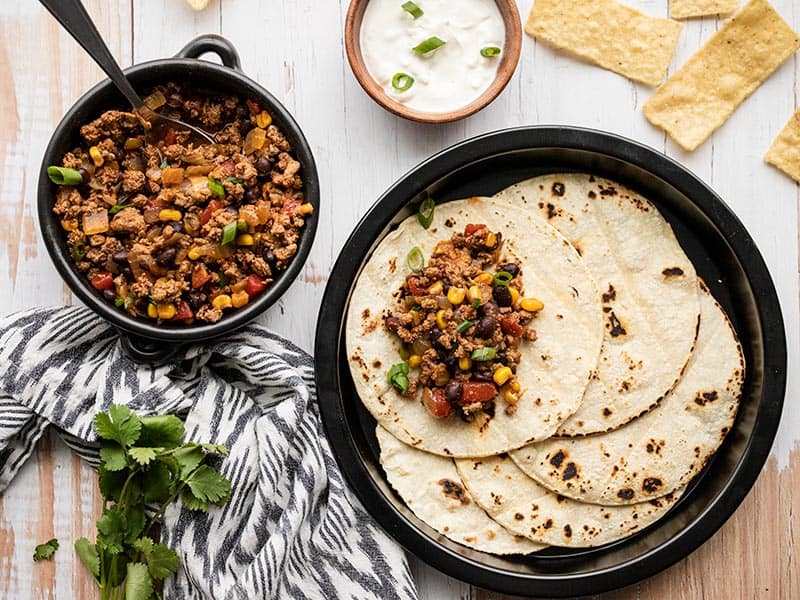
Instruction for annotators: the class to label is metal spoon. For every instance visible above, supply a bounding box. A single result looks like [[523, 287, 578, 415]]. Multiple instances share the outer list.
[[39, 0, 215, 145]]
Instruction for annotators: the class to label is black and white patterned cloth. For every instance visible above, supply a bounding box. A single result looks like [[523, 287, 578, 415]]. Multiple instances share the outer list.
[[0, 307, 418, 600]]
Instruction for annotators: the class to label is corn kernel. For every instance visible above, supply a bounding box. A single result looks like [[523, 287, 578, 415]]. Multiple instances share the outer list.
[[187, 247, 201, 260], [474, 272, 493, 285], [520, 297, 545, 312], [124, 137, 142, 150], [459, 357, 473, 371], [510, 287, 520, 306], [60, 218, 78, 231], [510, 380, 521, 393], [447, 287, 466, 305], [427, 281, 444, 295], [436, 309, 447, 329], [157, 303, 176, 320], [256, 110, 272, 128], [147, 303, 158, 318], [89, 146, 104, 167], [485, 232, 497, 248], [159, 209, 182, 222], [504, 389, 519, 404], [408, 354, 422, 369], [467, 285, 482, 304], [236, 233, 255, 246], [212, 294, 232, 310], [298, 203, 314, 215], [231, 290, 250, 308], [493, 366, 513, 386]]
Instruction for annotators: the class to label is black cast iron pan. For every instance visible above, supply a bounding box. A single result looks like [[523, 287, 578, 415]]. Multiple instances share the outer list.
[[38, 34, 319, 364], [314, 126, 786, 597]]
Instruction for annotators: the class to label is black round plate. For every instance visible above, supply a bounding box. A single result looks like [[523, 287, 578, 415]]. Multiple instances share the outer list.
[[314, 127, 786, 597]]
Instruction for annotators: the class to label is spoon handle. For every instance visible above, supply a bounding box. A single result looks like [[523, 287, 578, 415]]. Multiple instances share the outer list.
[[39, 0, 144, 111]]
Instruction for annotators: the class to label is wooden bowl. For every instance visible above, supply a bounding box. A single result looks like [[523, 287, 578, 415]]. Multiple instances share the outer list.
[[344, 0, 523, 124]]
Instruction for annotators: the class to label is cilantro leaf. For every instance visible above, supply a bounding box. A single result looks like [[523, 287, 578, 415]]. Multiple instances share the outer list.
[[146, 543, 180, 580], [138, 415, 185, 449], [124, 562, 154, 600], [98, 466, 127, 502], [129, 447, 162, 466], [74, 538, 100, 579], [99, 443, 128, 471], [124, 504, 146, 544], [94, 405, 142, 447], [33, 538, 59, 561], [132, 536, 154, 556], [200, 443, 229, 456], [185, 465, 231, 504], [96, 510, 126, 554], [181, 487, 208, 512], [141, 462, 174, 503], [173, 445, 204, 480]]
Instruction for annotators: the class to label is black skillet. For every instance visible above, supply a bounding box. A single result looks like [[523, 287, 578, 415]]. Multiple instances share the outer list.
[[37, 1, 318, 364], [314, 126, 786, 597]]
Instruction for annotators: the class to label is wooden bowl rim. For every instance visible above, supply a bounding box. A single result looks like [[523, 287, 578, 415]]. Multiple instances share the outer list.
[[344, 0, 523, 124]]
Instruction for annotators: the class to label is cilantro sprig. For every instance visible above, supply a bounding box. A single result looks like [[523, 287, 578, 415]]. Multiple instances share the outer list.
[[33, 538, 59, 561], [65, 404, 230, 600]]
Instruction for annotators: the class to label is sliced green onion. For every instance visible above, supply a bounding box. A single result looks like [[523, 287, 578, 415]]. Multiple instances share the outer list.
[[413, 36, 446, 55], [123, 292, 135, 310], [480, 46, 502, 58], [456, 320, 474, 334], [208, 177, 226, 198], [47, 166, 83, 186], [225, 177, 244, 184], [407, 247, 425, 272], [471, 347, 497, 362], [221, 221, 238, 245], [418, 197, 435, 229], [471, 298, 481, 309], [114, 297, 125, 308], [392, 72, 415, 92], [108, 204, 126, 215], [70, 242, 86, 262], [387, 362, 410, 394], [410, 305, 421, 312], [493, 271, 513, 286], [218, 273, 230, 286], [402, 1, 424, 18]]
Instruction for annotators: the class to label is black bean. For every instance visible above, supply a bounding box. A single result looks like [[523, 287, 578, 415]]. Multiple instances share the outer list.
[[255, 156, 273, 176], [494, 285, 513, 307], [263, 248, 277, 267], [155, 247, 177, 266], [112, 250, 128, 264], [246, 187, 261, 203], [473, 370, 494, 382], [168, 220, 184, 233], [479, 301, 499, 317], [499, 263, 520, 278], [102, 289, 116, 301], [122, 267, 134, 280], [475, 316, 498, 338], [187, 292, 204, 311], [442, 354, 457, 370], [445, 381, 463, 405], [78, 167, 90, 184]]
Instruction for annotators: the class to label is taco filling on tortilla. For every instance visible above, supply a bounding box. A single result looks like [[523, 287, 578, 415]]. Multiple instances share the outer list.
[[383, 223, 544, 421]]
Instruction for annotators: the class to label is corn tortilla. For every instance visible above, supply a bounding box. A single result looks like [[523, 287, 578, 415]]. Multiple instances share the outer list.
[[526, 0, 683, 87], [644, 0, 800, 151], [671, 0, 739, 19], [765, 108, 800, 183]]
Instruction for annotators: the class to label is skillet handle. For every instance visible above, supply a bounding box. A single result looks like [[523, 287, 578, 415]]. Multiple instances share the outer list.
[[176, 34, 242, 72], [118, 332, 179, 366]]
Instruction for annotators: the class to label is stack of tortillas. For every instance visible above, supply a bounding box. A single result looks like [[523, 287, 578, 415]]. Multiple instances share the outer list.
[[347, 173, 745, 554]]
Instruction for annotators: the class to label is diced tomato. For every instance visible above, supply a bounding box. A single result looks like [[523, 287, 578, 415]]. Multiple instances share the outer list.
[[175, 301, 193, 321], [461, 382, 497, 404], [90, 272, 114, 291], [423, 388, 452, 419], [163, 127, 176, 146], [282, 197, 301, 215], [220, 160, 236, 178], [245, 275, 267, 296], [200, 200, 223, 226], [500, 317, 524, 337], [464, 224, 486, 236], [192, 264, 211, 289], [407, 276, 426, 296]]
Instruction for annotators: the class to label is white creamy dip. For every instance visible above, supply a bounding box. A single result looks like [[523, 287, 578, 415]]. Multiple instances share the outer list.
[[360, 0, 505, 114]]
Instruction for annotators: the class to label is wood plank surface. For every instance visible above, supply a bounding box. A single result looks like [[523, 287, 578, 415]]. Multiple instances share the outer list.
[[0, 1, 798, 598]]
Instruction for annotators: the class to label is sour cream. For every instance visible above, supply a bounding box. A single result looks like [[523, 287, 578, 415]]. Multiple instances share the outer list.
[[360, 0, 505, 114]]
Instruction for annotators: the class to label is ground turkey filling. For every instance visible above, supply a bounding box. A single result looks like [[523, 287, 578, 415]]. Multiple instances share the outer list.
[[384, 224, 543, 420], [50, 82, 311, 324]]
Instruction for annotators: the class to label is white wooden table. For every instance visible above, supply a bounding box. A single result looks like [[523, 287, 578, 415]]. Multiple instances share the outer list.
[[1, 1, 798, 598]]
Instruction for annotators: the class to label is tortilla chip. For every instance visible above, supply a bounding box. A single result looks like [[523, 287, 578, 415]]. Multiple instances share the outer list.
[[671, 0, 739, 19], [526, 0, 683, 87], [765, 109, 800, 183], [644, 0, 800, 151]]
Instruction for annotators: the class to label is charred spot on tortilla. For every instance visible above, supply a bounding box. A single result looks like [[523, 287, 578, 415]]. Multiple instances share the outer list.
[[372, 359, 382, 368], [602, 284, 617, 303], [389, 257, 397, 273], [662, 266, 685, 277], [562, 462, 579, 480], [515, 513, 524, 520], [545, 203, 559, 219], [552, 182, 566, 196], [603, 407, 613, 417], [694, 390, 719, 406], [617, 488, 635, 500], [549, 450, 566, 468], [642, 477, 663, 493], [438, 478, 470, 505], [444, 218, 455, 228], [570, 286, 580, 298], [606, 311, 627, 337], [556, 494, 566, 503], [563, 524, 573, 538], [599, 186, 617, 196]]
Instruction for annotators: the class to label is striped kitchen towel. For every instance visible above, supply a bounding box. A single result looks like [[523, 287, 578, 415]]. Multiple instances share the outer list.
[[0, 306, 418, 600]]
